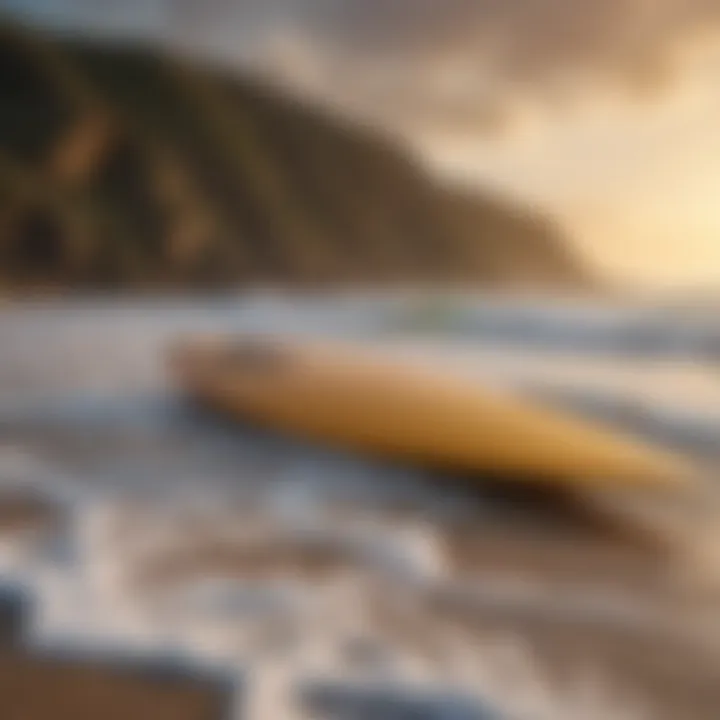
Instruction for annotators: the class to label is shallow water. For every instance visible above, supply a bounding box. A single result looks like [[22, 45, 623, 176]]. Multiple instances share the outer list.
[[1, 292, 720, 719]]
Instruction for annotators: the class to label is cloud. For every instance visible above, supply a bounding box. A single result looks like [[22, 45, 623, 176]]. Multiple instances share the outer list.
[[158, 0, 720, 135], [7, 0, 720, 133]]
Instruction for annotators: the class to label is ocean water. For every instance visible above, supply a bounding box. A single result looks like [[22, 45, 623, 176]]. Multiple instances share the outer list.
[[1, 291, 720, 719]]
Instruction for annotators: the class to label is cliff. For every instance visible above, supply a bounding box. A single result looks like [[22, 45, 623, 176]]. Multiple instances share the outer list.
[[0, 21, 589, 290]]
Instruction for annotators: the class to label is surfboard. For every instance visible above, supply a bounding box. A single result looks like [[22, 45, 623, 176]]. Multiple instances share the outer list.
[[169, 335, 696, 489]]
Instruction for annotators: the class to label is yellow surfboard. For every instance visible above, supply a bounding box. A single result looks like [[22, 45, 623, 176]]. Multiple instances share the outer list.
[[168, 335, 697, 489]]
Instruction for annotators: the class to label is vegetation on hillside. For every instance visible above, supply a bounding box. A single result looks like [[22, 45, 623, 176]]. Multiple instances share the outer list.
[[0, 20, 589, 290]]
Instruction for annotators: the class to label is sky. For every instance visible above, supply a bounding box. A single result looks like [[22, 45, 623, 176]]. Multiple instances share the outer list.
[[3, 0, 720, 289]]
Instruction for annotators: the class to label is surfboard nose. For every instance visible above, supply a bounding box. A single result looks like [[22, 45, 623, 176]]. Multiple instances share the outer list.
[[167, 334, 291, 385], [167, 336, 222, 382]]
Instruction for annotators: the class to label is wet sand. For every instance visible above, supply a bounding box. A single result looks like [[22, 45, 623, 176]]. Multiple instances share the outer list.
[[0, 502, 232, 720]]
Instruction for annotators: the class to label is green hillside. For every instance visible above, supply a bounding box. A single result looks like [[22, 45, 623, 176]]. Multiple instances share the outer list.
[[0, 20, 590, 290]]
